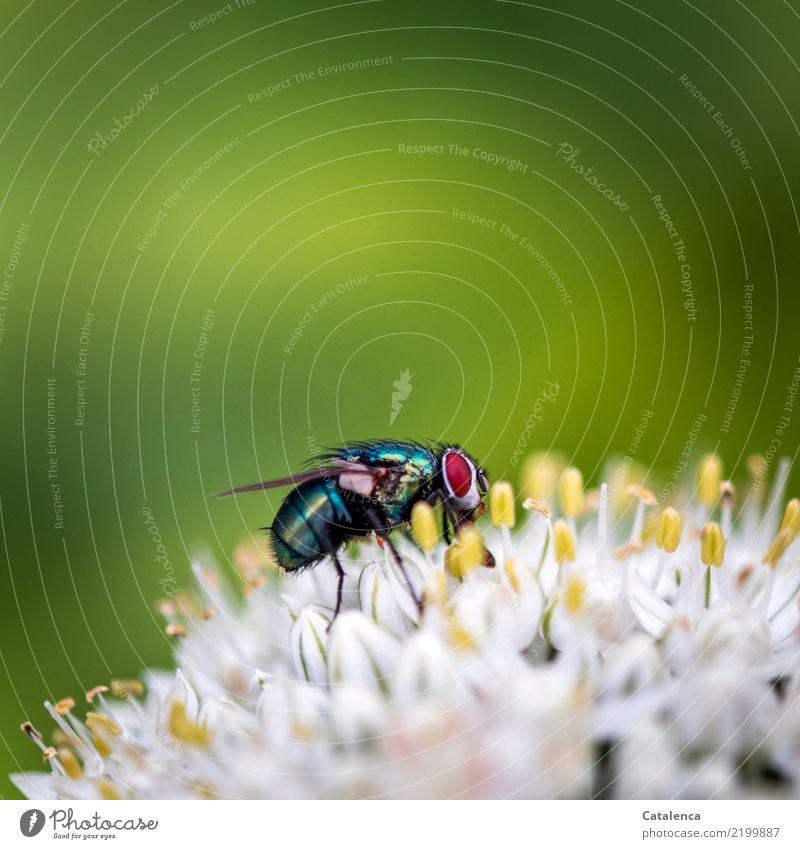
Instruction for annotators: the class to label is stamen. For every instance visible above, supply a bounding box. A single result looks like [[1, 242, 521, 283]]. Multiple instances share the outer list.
[[655, 507, 682, 553], [627, 484, 656, 543], [564, 575, 586, 616], [700, 522, 726, 567], [410, 502, 438, 552], [720, 481, 735, 537], [553, 519, 576, 564], [522, 497, 552, 518], [521, 451, 560, 502], [779, 498, 800, 537], [85, 686, 109, 704], [763, 528, 794, 568], [490, 481, 516, 529], [559, 467, 583, 518], [455, 525, 484, 578], [697, 454, 723, 508]]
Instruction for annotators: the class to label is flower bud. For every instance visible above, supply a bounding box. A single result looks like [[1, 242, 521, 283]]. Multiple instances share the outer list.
[[700, 521, 725, 567], [559, 467, 583, 517], [697, 454, 722, 507], [655, 507, 682, 553], [327, 611, 398, 692], [553, 519, 576, 564], [357, 559, 420, 638], [411, 501, 438, 551], [490, 481, 516, 528], [289, 606, 330, 685]]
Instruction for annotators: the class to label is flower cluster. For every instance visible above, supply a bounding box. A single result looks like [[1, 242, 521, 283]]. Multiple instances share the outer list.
[[14, 453, 800, 799]]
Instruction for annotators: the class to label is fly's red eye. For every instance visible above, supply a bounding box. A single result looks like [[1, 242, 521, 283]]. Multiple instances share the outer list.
[[443, 451, 473, 498]]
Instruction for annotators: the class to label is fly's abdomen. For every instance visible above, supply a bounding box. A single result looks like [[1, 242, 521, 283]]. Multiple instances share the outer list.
[[270, 478, 354, 572]]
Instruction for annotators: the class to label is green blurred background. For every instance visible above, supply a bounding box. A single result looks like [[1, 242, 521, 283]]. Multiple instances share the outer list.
[[1, 0, 799, 796]]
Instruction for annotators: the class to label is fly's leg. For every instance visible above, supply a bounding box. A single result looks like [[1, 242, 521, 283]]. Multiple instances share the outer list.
[[328, 554, 346, 631], [364, 506, 422, 613]]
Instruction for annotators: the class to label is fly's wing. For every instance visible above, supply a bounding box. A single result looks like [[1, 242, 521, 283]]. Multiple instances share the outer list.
[[316, 441, 437, 520], [213, 459, 379, 498]]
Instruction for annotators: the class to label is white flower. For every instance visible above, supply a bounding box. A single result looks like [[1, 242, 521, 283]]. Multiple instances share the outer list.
[[12, 453, 800, 800]]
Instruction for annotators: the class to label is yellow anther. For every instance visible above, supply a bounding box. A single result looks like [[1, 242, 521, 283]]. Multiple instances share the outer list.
[[490, 481, 516, 528], [697, 454, 723, 507], [167, 700, 210, 748], [563, 576, 586, 616], [553, 519, 576, 564], [521, 451, 561, 501], [655, 507, 682, 554], [779, 498, 800, 538], [444, 543, 460, 579], [410, 501, 438, 552], [54, 698, 75, 715], [559, 467, 584, 517], [700, 522, 726, 567], [455, 524, 484, 577], [764, 528, 793, 569]]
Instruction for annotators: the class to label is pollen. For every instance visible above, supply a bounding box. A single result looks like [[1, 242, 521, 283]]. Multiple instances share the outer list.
[[490, 481, 516, 528], [697, 454, 723, 507], [54, 697, 76, 715], [85, 686, 109, 703], [559, 467, 583, 517], [700, 522, 726, 567], [522, 497, 552, 518], [655, 507, 682, 553], [627, 484, 657, 506], [553, 519, 576, 564], [111, 679, 145, 698], [411, 501, 438, 551]]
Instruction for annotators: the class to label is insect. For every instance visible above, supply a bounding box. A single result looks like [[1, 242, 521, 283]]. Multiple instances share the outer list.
[[215, 440, 492, 619]]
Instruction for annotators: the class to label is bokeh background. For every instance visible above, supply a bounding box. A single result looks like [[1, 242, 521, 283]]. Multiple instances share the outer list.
[[1, 0, 799, 797]]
